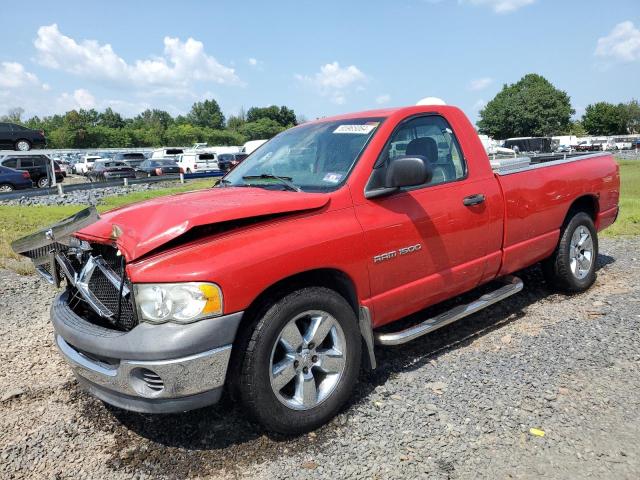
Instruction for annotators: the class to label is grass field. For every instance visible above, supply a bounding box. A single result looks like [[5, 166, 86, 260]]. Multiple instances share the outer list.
[[0, 161, 638, 274], [602, 160, 640, 237]]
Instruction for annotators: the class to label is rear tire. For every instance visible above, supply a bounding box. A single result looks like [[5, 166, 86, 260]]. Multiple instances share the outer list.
[[15, 139, 31, 151], [36, 177, 49, 188], [0, 183, 14, 192], [542, 211, 598, 293], [235, 287, 361, 435]]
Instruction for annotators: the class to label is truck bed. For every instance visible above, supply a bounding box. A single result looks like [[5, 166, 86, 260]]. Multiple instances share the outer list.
[[493, 152, 620, 276]]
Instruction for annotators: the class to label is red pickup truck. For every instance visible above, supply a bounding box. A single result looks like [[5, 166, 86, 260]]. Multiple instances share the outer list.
[[13, 105, 620, 434]]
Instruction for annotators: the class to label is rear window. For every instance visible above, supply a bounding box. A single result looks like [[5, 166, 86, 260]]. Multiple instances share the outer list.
[[156, 160, 178, 166], [2, 158, 18, 168], [122, 153, 145, 159], [218, 154, 233, 161], [165, 149, 184, 155], [198, 154, 215, 160]]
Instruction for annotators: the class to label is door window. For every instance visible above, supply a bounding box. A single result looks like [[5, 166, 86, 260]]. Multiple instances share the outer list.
[[368, 115, 467, 190]]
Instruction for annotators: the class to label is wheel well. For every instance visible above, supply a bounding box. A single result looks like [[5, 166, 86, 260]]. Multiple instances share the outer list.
[[226, 269, 362, 394], [244, 269, 360, 322], [566, 195, 598, 223]]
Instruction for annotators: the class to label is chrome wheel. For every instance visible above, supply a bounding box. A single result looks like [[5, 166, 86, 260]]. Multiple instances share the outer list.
[[269, 310, 347, 411], [0, 184, 14, 192], [16, 140, 30, 151], [570, 225, 593, 280]]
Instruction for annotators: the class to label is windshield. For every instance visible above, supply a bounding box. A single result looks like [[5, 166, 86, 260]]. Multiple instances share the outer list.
[[223, 117, 383, 192]]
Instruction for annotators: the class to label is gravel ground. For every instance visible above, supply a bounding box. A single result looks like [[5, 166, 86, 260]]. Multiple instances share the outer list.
[[0, 180, 184, 206], [1, 237, 639, 479]]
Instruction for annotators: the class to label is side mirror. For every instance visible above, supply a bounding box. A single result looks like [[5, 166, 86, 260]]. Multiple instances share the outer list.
[[385, 155, 432, 189]]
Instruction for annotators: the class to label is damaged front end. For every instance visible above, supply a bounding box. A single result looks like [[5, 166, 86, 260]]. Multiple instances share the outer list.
[[12, 207, 138, 331]]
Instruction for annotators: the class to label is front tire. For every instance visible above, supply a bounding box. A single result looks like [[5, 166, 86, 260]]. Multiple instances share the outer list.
[[542, 212, 598, 293], [236, 287, 361, 435], [36, 176, 49, 188]]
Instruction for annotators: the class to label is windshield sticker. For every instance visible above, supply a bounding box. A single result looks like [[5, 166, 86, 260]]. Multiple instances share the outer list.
[[333, 124, 377, 135], [323, 173, 343, 183]]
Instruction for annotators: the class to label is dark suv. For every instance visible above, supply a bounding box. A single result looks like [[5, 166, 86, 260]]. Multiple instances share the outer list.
[[0, 155, 63, 187], [0, 123, 46, 151]]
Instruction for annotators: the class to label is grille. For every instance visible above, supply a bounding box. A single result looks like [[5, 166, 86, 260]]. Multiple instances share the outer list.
[[67, 243, 139, 332]]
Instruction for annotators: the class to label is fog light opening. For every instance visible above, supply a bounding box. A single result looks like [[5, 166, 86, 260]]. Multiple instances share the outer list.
[[131, 368, 165, 396]]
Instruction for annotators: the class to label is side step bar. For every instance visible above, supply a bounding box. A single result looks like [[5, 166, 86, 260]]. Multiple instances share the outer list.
[[374, 276, 523, 346]]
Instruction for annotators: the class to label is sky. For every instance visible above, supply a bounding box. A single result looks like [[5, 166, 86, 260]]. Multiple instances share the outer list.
[[0, 0, 638, 125]]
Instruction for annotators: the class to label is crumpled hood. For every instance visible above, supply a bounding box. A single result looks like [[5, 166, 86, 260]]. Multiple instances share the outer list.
[[77, 187, 330, 260]]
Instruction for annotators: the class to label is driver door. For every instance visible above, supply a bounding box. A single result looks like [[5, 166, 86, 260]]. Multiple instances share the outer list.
[[354, 114, 499, 327]]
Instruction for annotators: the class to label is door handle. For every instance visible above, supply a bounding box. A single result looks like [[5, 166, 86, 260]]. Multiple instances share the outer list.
[[463, 194, 485, 206]]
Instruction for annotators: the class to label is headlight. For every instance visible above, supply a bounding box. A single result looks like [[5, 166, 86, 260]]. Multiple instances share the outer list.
[[134, 282, 223, 324]]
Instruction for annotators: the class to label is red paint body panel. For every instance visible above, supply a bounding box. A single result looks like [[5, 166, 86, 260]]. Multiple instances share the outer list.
[[76, 105, 620, 331]]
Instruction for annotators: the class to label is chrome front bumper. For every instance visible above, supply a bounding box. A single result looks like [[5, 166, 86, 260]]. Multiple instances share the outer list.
[[56, 335, 231, 399], [51, 291, 243, 413]]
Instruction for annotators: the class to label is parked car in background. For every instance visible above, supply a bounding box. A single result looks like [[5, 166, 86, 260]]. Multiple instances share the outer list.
[[114, 152, 146, 168], [135, 158, 181, 177], [0, 154, 63, 187], [218, 152, 248, 172], [613, 138, 633, 150], [74, 155, 101, 174], [151, 148, 184, 159], [56, 159, 71, 177], [177, 152, 219, 173], [576, 141, 598, 152], [0, 122, 46, 151], [0, 165, 32, 192], [87, 160, 137, 182]]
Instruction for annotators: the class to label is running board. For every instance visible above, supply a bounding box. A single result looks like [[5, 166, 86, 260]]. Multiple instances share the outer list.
[[374, 276, 524, 346]]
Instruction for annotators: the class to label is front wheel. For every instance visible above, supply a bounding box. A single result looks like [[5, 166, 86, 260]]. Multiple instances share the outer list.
[[542, 211, 598, 292], [36, 177, 50, 188], [236, 287, 361, 435]]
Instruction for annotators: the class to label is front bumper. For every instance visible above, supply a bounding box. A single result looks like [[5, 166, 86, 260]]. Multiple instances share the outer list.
[[51, 290, 243, 413]]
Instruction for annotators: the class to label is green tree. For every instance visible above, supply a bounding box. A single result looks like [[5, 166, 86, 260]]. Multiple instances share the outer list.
[[187, 99, 225, 129], [582, 102, 628, 136], [246, 105, 297, 127], [566, 120, 587, 137], [99, 107, 125, 129], [477, 74, 574, 138], [133, 109, 174, 129], [625, 99, 640, 134], [1, 107, 24, 123], [240, 118, 287, 140]]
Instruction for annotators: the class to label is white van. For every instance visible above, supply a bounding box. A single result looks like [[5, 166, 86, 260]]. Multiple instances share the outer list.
[[177, 152, 219, 173], [151, 148, 185, 159], [242, 140, 268, 154]]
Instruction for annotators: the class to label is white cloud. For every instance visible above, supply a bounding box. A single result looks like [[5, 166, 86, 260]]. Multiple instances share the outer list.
[[0, 62, 41, 89], [595, 21, 640, 63], [376, 94, 391, 105], [57, 88, 96, 110], [248, 57, 258, 66], [296, 62, 367, 104], [34, 24, 241, 94], [468, 77, 493, 91], [464, 0, 535, 14]]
